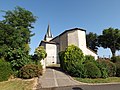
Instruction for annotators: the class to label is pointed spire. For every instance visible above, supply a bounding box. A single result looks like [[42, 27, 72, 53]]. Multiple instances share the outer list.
[[46, 24, 53, 38], [44, 24, 53, 41]]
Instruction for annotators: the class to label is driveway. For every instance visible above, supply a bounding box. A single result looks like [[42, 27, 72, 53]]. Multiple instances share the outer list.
[[37, 68, 120, 90], [37, 67, 80, 88]]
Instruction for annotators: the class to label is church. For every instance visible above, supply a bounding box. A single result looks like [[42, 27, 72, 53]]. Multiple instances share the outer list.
[[39, 25, 98, 67]]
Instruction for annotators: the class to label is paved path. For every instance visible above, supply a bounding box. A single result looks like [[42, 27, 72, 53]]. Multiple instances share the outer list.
[[37, 68, 120, 90], [38, 68, 80, 88]]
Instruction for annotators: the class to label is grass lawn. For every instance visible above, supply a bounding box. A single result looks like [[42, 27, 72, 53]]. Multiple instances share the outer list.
[[0, 78, 36, 90], [74, 77, 120, 83]]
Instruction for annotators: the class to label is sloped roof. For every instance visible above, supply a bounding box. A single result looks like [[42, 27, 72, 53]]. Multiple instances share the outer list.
[[51, 28, 86, 41]]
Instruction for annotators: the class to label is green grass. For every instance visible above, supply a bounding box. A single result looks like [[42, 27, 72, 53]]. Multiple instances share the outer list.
[[74, 77, 120, 83], [0, 79, 35, 90]]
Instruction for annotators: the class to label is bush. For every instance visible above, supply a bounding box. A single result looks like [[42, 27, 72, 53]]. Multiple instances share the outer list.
[[110, 56, 120, 77], [58, 51, 65, 70], [84, 55, 95, 63], [67, 62, 85, 77], [97, 59, 116, 77], [96, 60, 108, 78], [111, 56, 120, 63], [0, 59, 12, 82], [59, 45, 85, 77], [19, 64, 42, 79], [84, 62, 101, 78], [115, 63, 120, 77]]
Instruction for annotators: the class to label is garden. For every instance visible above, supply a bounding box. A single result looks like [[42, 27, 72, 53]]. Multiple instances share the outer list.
[[59, 45, 120, 83]]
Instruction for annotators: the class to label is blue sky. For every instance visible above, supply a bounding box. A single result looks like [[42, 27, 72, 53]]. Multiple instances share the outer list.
[[0, 0, 120, 57]]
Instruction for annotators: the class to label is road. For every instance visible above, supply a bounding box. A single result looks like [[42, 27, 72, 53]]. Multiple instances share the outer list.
[[38, 84, 120, 90]]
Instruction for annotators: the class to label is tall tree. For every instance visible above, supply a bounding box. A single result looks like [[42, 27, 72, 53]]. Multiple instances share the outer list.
[[0, 7, 36, 70], [86, 32, 99, 53], [98, 27, 120, 57]]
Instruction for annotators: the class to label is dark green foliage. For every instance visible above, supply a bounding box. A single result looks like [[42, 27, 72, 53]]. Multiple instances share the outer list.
[[19, 64, 42, 79], [84, 62, 101, 78], [97, 59, 116, 77], [96, 60, 108, 78], [6, 48, 32, 70], [68, 62, 85, 77], [98, 27, 120, 57], [0, 59, 12, 82], [58, 51, 65, 70], [115, 63, 120, 77], [59, 45, 85, 77], [84, 55, 95, 63], [111, 56, 120, 77], [111, 56, 120, 63], [0, 6, 36, 71], [3, 6, 36, 29], [86, 32, 99, 53]]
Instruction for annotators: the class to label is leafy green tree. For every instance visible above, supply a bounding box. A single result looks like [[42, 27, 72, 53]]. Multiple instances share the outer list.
[[34, 46, 47, 64], [98, 27, 120, 57], [0, 6, 36, 70], [86, 32, 99, 53]]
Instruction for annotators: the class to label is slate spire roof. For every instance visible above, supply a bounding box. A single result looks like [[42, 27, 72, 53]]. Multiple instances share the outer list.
[[44, 24, 53, 40]]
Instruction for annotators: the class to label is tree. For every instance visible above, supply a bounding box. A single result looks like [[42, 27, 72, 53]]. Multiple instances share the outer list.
[[0, 6, 36, 70], [98, 27, 120, 57], [34, 46, 47, 64], [86, 32, 99, 53]]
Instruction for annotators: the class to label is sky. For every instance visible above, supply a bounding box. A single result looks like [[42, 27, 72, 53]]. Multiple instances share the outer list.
[[0, 0, 120, 57]]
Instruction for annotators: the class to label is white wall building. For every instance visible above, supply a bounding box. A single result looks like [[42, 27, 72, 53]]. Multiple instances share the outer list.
[[39, 25, 98, 67]]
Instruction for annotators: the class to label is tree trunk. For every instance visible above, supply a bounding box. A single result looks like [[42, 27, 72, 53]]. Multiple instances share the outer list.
[[110, 48, 116, 57]]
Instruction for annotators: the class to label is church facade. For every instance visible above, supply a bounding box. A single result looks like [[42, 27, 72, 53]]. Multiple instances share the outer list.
[[39, 25, 98, 67]]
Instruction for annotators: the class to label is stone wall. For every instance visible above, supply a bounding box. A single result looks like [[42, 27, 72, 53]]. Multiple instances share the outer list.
[[86, 48, 98, 59], [59, 33, 68, 51], [67, 30, 79, 46], [45, 43, 57, 66]]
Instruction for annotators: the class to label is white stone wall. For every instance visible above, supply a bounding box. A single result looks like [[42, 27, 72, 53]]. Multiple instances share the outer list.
[[59, 33, 68, 51], [86, 48, 98, 60], [77, 30, 98, 59], [67, 29, 98, 60], [77, 30, 87, 55], [45, 43, 57, 66], [40, 59, 46, 69], [67, 30, 79, 46]]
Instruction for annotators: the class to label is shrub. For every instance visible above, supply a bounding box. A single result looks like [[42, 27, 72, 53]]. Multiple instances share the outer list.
[[58, 51, 65, 70], [96, 61, 108, 78], [115, 63, 120, 77], [0, 59, 12, 82], [111, 56, 120, 63], [110, 56, 120, 77], [59, 45, 85, 77], [84, 55, 95, 63], [19, 64, 42, 79], [67, 62, 85, 77], [84, 62, 101, 78], [97, 59, 116, 77]]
